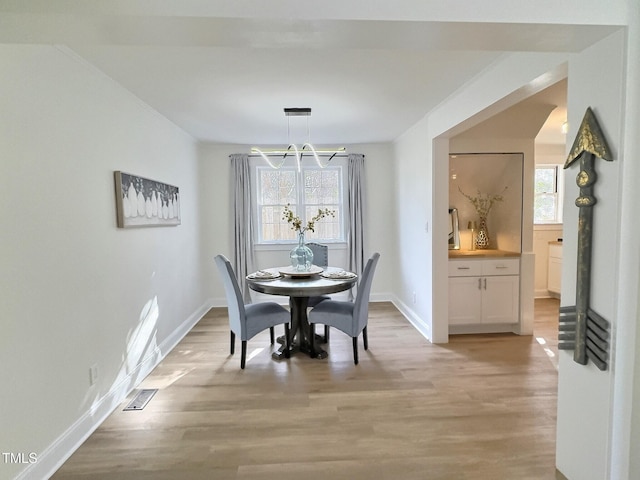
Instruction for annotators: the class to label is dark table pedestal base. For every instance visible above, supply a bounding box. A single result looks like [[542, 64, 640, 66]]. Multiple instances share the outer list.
[[271, 296, 328, 360], [272, 333, 328, 359]]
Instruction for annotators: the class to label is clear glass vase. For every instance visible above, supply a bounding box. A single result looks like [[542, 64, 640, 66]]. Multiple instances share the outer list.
[[290, 232, 314, 271]]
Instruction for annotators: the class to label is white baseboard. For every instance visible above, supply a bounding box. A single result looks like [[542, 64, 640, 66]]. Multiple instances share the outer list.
[[390, 295, 432, 342], [17, 300, 214, 480], [368, 292, 393, 303]]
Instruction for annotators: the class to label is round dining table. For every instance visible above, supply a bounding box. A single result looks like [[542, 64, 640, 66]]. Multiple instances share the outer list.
[[246, 266, 357, 359]]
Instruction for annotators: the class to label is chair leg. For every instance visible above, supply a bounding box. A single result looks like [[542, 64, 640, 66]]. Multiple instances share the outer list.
[[363, 326, 368, 350], [324, 325, 330, 343], [240, 341, 247, 369], [230, 331, 235, 355], [352, 336, 359, 365], [284, 323, 291, 359], [309, 323, 316, 358], [270, 326, 275, 344]]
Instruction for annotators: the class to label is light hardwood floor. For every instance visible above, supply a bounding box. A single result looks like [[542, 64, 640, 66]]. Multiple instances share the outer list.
[[52, 299, 561, 480]]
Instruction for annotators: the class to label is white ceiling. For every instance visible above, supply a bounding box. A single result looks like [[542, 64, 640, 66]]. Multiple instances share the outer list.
[[456, 79, 568, 144], [1, 2, 617, 146]]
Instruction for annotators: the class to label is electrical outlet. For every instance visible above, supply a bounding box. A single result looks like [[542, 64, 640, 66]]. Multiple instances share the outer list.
[[89, 364, 98, 386]]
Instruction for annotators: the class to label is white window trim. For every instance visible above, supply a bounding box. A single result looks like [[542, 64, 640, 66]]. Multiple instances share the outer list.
[[534, 163, 564, 225], [252, 156, 348, 246]]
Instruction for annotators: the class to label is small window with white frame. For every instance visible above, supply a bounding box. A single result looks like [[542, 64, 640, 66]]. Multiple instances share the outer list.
[[254, 158, 346, 244], [534, 164, 563, 224]]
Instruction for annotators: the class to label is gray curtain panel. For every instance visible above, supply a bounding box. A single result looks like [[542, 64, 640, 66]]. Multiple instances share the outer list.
[[347, 153, 366, 300], [230, 153, 255, 302]]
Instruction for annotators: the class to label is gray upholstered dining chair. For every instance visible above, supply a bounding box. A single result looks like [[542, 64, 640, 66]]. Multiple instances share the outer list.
[[306, 242, 331, 342], [215, 254, 291, 369], [308, 252, 380, 365]]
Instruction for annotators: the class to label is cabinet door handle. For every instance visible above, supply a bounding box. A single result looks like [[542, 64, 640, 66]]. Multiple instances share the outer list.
[[484, 278, 487, 290], [457, 266, 470, 270], [495, 265, 508, 269], [478, 278, 482, 290]]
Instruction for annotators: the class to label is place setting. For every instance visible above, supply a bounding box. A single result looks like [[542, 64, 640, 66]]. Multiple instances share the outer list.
[[320, 269, 357, 280], [246, 269, 281, 281]]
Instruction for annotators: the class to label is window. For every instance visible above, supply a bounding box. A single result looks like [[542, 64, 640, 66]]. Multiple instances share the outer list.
[[255, 161, 345, 244], [534, 165, 563, 224]]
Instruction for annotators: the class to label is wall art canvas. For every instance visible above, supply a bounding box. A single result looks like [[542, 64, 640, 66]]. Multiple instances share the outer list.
[[114, 171, 180, 228]]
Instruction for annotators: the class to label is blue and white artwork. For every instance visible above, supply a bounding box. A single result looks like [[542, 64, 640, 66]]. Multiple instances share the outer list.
[[114, 171, 180, 228]]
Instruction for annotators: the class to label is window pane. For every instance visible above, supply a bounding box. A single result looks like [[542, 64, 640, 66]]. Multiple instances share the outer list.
[[534, 193, 558, 223], [535, 167, 556, 194], [259, 169, 296, 205], [303, 168, 341, 241], [304, 169, 339, 205], [534, 165, 563, 224], [261, 204, 297, 241], [304, 205, 341, 241], [258, 168, 298, 242]]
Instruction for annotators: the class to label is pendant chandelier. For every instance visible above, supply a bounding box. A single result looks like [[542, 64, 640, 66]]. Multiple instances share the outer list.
[[251, 108, 346, 172]]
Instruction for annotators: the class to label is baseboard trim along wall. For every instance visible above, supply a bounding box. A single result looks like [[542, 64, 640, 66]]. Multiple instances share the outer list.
[[391, 296, 431, 342], [16, 300, 214, 480]]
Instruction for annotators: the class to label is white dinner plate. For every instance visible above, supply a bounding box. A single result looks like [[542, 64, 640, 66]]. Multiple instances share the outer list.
[[321, 271, 357, 280], [278, 265, 324, 277], [247, 270, 281, 280]]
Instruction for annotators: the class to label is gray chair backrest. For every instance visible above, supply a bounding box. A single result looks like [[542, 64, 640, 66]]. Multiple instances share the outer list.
[[214, 254, 245, 336], [306, 242, 328, 268], [353, 252, 380, 333]]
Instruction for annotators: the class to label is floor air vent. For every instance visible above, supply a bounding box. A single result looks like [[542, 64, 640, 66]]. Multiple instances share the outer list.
[[123, 389, 158, 411]]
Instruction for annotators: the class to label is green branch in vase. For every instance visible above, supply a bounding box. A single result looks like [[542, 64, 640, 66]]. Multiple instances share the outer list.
[[283, 204, 335, 233]]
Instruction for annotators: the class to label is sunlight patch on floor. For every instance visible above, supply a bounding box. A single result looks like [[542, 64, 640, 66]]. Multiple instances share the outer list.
[[536, 336, 558, 370]]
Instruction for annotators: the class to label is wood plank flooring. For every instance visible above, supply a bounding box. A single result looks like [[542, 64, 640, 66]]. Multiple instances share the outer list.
[[52, 299, 561, 480]]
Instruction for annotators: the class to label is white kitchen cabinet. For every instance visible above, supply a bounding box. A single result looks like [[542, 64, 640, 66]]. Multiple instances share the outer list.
[[448, 276, 483, 324], [448, 257, 520, 326], [548, 242, 562, 295]]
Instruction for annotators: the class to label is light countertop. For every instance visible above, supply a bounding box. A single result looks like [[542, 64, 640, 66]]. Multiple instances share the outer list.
[[448, 249, 521, 258]]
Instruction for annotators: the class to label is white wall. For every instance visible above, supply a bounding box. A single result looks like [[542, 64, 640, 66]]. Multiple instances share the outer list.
[[615, 3, 640, 478], [198, 142, 398, 306], [197, 143, 234, 306], [393, 118, 438, 340], [0, 45, 207, 480], [555, 31, 625, 480]]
